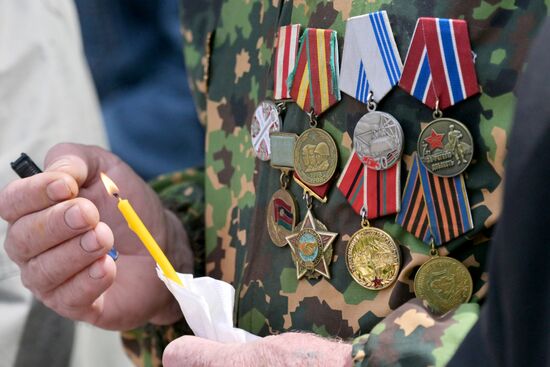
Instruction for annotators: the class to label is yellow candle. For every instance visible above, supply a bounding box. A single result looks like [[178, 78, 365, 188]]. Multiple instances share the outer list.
[[117, 198, 183, 286]]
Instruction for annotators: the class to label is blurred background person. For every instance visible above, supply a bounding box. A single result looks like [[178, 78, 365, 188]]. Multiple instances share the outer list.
[[74, 0, 205, 181], [0, 1, 131, 366]]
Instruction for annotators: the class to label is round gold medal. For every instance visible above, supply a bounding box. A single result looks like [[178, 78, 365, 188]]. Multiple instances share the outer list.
[[294, 128, 338, 186], [345, 227, 401, 290], [414, 256, 473, 314], [266, 189, 297, 247]]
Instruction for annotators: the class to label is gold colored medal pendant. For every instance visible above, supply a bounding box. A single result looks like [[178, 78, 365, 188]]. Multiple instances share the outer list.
[[285, 192, 337, 280], [293, 111, 338, 187], [417, 105, 474, 177], [266, 171, 298, 247], [345, 208, 401, 290], [414, 240, 473, 314]]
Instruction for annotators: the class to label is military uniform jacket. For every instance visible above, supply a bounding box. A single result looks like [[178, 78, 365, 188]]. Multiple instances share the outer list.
[[122, 1, 547, 366]]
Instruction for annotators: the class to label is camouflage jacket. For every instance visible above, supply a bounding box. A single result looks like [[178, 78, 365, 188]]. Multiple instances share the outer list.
[[122, 1, 547, 366]]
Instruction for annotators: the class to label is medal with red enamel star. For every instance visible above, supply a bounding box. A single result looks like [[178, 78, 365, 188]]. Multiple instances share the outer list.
[[285, 209, 337, 280], [417, 118, 473, 177], [424, 129, 444, 150]]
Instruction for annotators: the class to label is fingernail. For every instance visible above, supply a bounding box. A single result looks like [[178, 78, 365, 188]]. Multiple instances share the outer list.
[[46, 178, 72, 201], [88, 260, 106, 279], [80, 230, 101, 253], [64, 205, 88, 230]]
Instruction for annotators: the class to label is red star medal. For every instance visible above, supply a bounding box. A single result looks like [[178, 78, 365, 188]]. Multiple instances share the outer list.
[[424, 129, 444, 150]]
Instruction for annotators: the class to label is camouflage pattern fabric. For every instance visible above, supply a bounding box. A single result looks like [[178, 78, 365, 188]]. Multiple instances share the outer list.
[[124, 0, 548, 365], [352, 299, 480, 366]]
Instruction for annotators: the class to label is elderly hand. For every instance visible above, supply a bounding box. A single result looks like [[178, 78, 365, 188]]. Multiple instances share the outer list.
[[162, 333, 352, 367], [0, 143, 192, 330]]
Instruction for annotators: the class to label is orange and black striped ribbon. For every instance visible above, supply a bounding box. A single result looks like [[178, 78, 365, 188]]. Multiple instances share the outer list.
[[396, 153, 473, 245]]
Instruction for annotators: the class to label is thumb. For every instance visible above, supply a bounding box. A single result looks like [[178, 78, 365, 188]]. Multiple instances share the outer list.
[[44, 143, 114, 187]]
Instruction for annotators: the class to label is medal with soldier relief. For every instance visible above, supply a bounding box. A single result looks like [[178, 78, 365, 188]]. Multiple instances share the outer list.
[[397, 17, 479, 311], [293, 114, 338, 186], [288, 28, 341, 188], [418, 117, 473, 177], [284, 27, 341, 279]]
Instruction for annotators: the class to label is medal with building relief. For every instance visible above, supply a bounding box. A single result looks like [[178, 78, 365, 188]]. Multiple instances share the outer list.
[[293, 126, 338, 187], [354, 111, 404, 170], [417, 117, 474, 178], [286, 209, 337, 280], [250, 100, 282, 161], [414, 245, 473, 314], [345, 218, 401, 290]]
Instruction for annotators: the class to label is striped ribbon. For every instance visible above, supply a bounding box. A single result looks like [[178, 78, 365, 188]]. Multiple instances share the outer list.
[[337, 150, 401, 219], [399, 18, 479, 110], [396, 153, 473, 245], [274, 24, 301, 100], [288, 28, 340, 115], [340, 11, 403, 103]]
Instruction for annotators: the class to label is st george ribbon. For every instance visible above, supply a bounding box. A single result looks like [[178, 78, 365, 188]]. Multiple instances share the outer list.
[[396, 153, 473, 246]]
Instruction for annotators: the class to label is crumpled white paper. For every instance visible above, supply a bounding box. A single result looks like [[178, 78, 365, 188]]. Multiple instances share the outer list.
[[157, 268, 260, 343]]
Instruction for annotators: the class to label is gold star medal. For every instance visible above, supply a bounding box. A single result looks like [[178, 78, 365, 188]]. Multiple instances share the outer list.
[[285, 209, 337, 280]]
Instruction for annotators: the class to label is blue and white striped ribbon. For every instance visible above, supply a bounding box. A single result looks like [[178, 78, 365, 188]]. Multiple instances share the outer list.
[[340, 11, 403, 103]]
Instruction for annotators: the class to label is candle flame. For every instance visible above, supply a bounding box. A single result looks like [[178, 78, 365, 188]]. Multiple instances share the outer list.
[[100, 172, 120, 196]]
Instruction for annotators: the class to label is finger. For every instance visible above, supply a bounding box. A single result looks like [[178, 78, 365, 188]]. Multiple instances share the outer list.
[[41, 255, 116, 322], [5, 198, 99, 264], [44, 143, 118, 187], [0, 172, 78, 223], [21, 222, 114, 294]]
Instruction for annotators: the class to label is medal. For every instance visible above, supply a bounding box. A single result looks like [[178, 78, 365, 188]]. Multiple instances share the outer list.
[[293, 125, 338, 186], [414, 241, 473, 314], [250, 100, 282, 161], [399, 17, 479, 174], [267, 133, 299, 246], [354, 111, 404, 170], [286, 204, 337, 280], [288, 28, 341, 187], [267, 173, 298, 247], [340, 11, 405, 171], [418, 117, 473, 177], [345, 212, 401, 290]]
